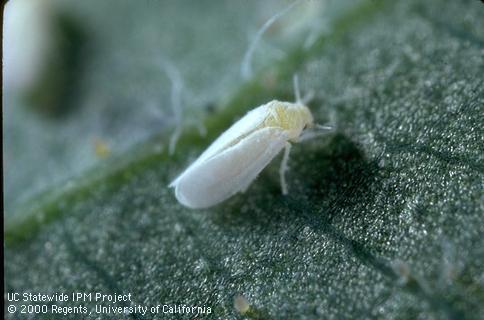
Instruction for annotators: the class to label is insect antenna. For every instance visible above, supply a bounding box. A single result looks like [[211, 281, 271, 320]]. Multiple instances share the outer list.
[[293, 73, 302, 103], [293, 73, 315, 104]]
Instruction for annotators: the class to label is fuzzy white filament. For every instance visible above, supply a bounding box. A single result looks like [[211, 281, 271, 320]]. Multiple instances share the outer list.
[[159, 61, 183, 155], [240, 0, 302, 79]]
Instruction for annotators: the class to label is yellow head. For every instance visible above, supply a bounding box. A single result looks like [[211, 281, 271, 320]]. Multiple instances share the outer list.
[[264, 100, 314, 141]]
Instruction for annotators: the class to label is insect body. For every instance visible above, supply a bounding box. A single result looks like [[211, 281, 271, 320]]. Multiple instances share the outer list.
[[169, 100, 314, 209]]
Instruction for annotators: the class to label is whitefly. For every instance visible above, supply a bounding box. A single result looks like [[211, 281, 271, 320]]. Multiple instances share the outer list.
[[169, 74, 332, 209]]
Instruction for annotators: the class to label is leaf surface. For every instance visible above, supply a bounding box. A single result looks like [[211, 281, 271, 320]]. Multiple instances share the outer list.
[[5, 0, 484, 319]]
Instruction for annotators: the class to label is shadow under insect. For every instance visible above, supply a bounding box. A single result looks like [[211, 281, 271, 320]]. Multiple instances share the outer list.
[[211, 133, 380, 227], [287, 133, 380, 222]]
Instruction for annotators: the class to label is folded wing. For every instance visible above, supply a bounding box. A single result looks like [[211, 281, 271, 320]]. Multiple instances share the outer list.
[[173, 127, 288, 208]]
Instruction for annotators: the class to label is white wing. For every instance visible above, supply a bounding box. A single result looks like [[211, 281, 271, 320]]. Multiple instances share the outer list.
[[173, 127, 288, 208], [170, 101, 276, 187], [195, 102, 274, 162]]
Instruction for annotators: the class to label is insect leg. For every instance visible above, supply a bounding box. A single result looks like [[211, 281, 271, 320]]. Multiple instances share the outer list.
[[279, 142, 292, 195]]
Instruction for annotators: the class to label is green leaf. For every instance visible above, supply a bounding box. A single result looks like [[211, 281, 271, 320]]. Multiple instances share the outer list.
[[5, 0, 484, 319]]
